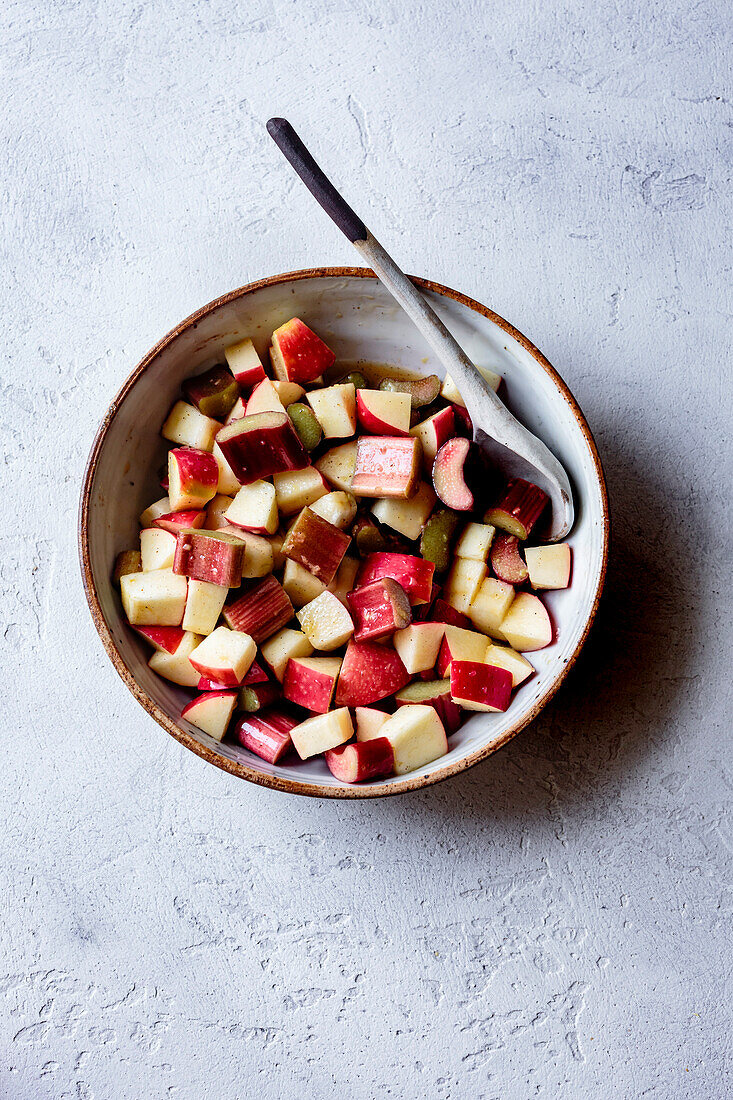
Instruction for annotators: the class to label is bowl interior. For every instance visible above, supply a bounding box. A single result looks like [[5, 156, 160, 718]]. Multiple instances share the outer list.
[[82, 272, 607, 795]]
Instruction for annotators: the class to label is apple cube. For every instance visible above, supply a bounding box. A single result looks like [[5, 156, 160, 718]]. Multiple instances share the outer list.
[[224, 337, 266, 389], [246, 378, 287, 416], [139, 496, 171, 527], [428, 597, 471, 629], [113, 549, 142, 586], [282, 508, 351, 585], [297, 590, 354, 651], [182, 365, 239, 420], [173, 529, 244, 588], [223, 576, 293, 642], [189, 626, 256, 687], [351, 436, 421, 498], [140, 528, 177, 572], [215, 411, 309, 484], [225, 481, 278, 535], [371, 481, 437, 540], [225, 397, 247, 424], [315, 441, 358, 492], [450, 660, 513, 712], [181, 690, 237, 740], [410, 406, 456, 470], [436, 625, 488, 677], [154, 509, 206, 535], [335, 639, 410, 706], [268, 530, 286, 571], [283, 656, 342, 713], [356, 389, 411, 436], [120, 569, 187, 626], [273, 467, 329, 515], [484, 642, 535, 687], [161, 400, 220, 452], [325, 739, 394, 783], [203, 495, 234, 531], [234, 708, 298, 763], [212, 441, 242, 495], [182, 578, 228, 635], [394, 679, 462, 735], [379, 705, 448, 775], [355, 707, 390, 742], [272, 379, 305, 406], [455, 522, 495, 562], [327, 555, 360, 607], [356, 552, 434, 605], [307, 383, 357, 438], [290, 707, 353, 760], [168, 447, 219, 511], [148, 629, 202, 686], [283, 559, 326, 608], [348, 578, 412, 642], [525, 544, 572, 590], [444, 557, 487, 615], [133, 625, 186, 653], [393, 622, 445, 674], [467, 576, 515, 637], [270, 317, 336, 384], [485, 478, 548, 540], [260, 628, 314, 682], [441, 364, 501, 405], [499, 592, 553, 652], [309, 491, 357, 530]]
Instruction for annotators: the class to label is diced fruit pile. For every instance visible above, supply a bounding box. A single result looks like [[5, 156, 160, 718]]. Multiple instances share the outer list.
[[113, 318, 573, 782]]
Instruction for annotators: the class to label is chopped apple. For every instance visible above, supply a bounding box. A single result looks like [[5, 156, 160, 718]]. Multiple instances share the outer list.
[[212, 441, 242, 495], [356, 552, 434, 605], [297, 590, 354, 651], [233, 708, 298, 763], [441, 364, 501, 405], [161, 401, 220, 452], [525, 544, 572, 590], [499, 592, 553, 651], [154, 509, 206, 535], [272, 379, 305, 406], [392, 622, 445, 674], [335, 639, 410, 706], [282, 558, 327, 608], [181, 690, 237, 740], [113, 549, 142, 586], [140, 528, 177, 572], [428, 597, 470, 629], [246, 378, 287, 416], [290, 707, 353, 760], [325, 739, 394, 783], [347, 578, 412, 642], [225, 397, 247, 424], [483, 642, 535, 687], [307, 383, 357, 438], [485, 478, 548, 540], [215, 411, 309, 484], [148, 629, 202, 686], [189, 626, 256, 687], [467, 576, 515, 637], [173, 529, 244, 587], [282, 508, 351, 585], [355, 707, 391, 742], [203, 494, 234, 531], [283, 656, 342, 713], [379, 705, 448, 775], [327, 555, 360, 607], [444, 557, 487, 615], [268, 530, 286, 571], [225, 481, 278, 535], [223, 576, 293, 642], [238, 682, 282, 713], [315, 441, 358, 492], [168, 448, 219, 511], [455, 522, 495, 562], [410, 406, 456, 470], [371, 481, 437, 540], [182, 578, 228, 635], [224, 337, 266, 390], [270, 317, 336, 384], [272, 467, 329, 515], [120, 569, 188, 626], [356, 389, 411, 436], [182, 365, 239, 420], [351, 436, 421, 498], [133, 625, 186, 653], [394, 679, 462, 735], [436, 625, 488, 677], [491, 533, 529, 584], [450, 660, 513, 712], [139, 496, 171, 527], [215, 527, 274, 579], [310, 490, 357, 530], [260, 628, 313, 681]]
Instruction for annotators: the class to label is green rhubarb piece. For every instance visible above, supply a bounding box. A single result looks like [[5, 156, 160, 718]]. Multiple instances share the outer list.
[[336, 370, 367, 390], [352, 515, 387, 557], [183, 364, 240, 419], [287, 403, 323, 451], [379, 374, 441, 408], [419, 508, 460, 572]]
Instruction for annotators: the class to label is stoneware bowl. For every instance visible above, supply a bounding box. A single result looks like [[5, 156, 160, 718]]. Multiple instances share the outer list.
[[79, 269, 609, 798]]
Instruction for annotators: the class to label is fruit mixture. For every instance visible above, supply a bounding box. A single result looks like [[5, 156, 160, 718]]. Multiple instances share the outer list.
[[113, 317, 573, 782]]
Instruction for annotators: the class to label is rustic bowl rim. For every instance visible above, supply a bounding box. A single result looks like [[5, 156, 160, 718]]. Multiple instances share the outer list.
[[78, 266, 610, 798]]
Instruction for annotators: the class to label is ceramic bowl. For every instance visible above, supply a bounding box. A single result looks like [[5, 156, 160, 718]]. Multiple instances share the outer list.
[[79, 269, 609, 797]]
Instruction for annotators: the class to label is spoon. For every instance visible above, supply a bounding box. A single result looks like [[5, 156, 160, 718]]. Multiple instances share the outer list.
[[266, 117, 574, 541]]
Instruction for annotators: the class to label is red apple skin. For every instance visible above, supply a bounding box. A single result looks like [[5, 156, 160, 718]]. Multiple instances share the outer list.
[[169, 448, 219, 491], [412, 406, 456, 465], [283, 659, 338, 714], [412, 581, 441, 622], [233, 709, 298, 763], [215, 411, 310, 485], [197, 676, 231, 691], [450, 661, 513, 712], [181, 690, 238, 722], [153, 509, 206, 534], [394, 680, 463, 734], [347, 578, 412, 642], [356, 390, 409, 436], [335, 640, 410, 707], [188, 656, 241, 689], [451, 403, 473, 436], [133, 626, 186, 653], [242, 658, 269, 685], [428, 597, 470, 630], [271, 318, 336, 384], [325, 738, 394, 783], [356, 553, 435, 606]]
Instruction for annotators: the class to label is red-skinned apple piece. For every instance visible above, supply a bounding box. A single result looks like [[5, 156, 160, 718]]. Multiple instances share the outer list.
[[197, 676, 232, 691], [428, 597, 471, 629], [356, 552, 435, 605], [245, 378, 287, 416], [224, 337, 266, 390], [153, 509, 206, 534], [283, 656, 342, 713], [168, 448, 219, 511], [233, 708, 298, 764], [181, 690, 238, 740], [392, 622, 445, 674], [120, 571, 187, 626], [225, 481, 278, 535], [356, 389, 411, 436], [450, 661, 513, 712], [189, 626, 257, 687], [355, 707, 391, 741], [491, 533, 529, 584], [289, 707, 353, 760], [133, 625, 186, 653], [436, 625, 489, 677], [394, 679, 463, 735], [335, 639, 410, 707], [378, 705, 448, 775], [173, 529, 244, 588], [347, 578, 412, 642], [324, 738, 395, 783], [215, 411, 310, 485], [223, 576, 294, 643], [410, 406, 456, 470], [351, 435, 422, 498], [270, 318, 336, 384], [485, 478, 548, 540], [524, 544, 572, 590], [182, 365, 239, 420]]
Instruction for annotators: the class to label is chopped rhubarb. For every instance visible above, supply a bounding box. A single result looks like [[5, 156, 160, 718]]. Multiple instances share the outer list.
[[379, 374, 441, 408], [485, 478, 548, 540], [173, 529, 244, 588], [394, 679, 463, 735], [450, 661, 513, 712], [325, 738, 394, 783], [233, 708, 298, 764], [215, 411, 310, 485], [356, 552, 435, 605], [350, 435, 421, 498], [335, 640, 410, 707], [282, 506, 352, 585], [270, 317, 335, 384], [239, 682, 282, 713], [347, 578, 412, 642], [223, 575, 293, 643], [183, 364, 239, 419], [432, 437, 477, 511], [490, 533, 529, 584], [113, 549, 142, 586]]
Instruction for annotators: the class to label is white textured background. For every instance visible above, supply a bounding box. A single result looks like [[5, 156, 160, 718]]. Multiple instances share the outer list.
[[2, 1, 731, 1097]]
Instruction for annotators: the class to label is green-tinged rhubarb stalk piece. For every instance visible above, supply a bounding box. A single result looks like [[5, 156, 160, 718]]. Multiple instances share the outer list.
[[419, 508, 460, 572]]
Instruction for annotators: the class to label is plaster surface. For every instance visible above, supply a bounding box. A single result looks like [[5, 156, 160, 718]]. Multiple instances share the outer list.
[[1, 1, 731, 1097]]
